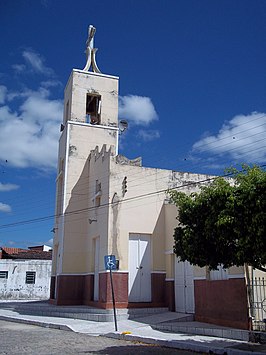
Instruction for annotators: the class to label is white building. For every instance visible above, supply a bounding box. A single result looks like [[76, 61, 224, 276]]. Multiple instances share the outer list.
[[0, 246, 52, 300]]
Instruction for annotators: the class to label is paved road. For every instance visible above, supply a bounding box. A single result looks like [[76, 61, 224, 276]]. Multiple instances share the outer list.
[[0, 320, 200, 354]]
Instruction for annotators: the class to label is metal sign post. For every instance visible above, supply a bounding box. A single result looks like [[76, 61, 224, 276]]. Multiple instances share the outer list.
[[109, 267, 117, 331], [104, 255, 117, 331]]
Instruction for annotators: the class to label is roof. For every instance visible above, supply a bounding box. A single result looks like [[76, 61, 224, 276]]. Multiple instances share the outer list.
[[0, 247, 52, 260], [9, 250, 52, 260], [1, 247, 28, 255], [28, 245, 52, 252]]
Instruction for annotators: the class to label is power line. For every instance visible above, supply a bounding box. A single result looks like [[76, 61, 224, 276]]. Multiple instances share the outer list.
[[2, 113, 265, 211], [0, 164, 265, 231]]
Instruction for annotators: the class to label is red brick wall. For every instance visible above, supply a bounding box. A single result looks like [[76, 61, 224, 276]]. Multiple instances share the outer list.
[[54, 275, 85, 305], [195, 278, 249, 329], [50, 276, 56, 299], [98, 272, 128, 308], [165, 280, 175, 311], [151, 273, 166, 303], [51, 272, 174, 310], [83, 275, 94, 304]]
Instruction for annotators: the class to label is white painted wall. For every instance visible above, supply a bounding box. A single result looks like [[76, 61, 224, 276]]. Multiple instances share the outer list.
[[0, 259, 51, 300]]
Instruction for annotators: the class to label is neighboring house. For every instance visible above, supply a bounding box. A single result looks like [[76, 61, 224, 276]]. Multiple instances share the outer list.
[[50, 26, 260, 331], [0, 245, 52, 300]]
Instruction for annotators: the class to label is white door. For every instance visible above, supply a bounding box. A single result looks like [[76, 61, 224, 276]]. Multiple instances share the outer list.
[[94, 237, 100, 301], [128, 234, 151, 302], [175, 259, 194, 313]]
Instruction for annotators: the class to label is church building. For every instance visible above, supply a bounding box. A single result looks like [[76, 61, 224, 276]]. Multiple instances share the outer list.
[[50, 26, 251, 330]]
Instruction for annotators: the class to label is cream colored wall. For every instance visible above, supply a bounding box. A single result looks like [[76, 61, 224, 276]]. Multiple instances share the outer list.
[[194, 265, 245, 281], [152, 206, 165, 271], [165, 254, 175, 280], [54, 70, 119, 275], [107, 160, 214, 273], [52, 126, 68, 275], [194, 266, 207, 279], [54, 68, 220, 278], [164, 204, 179, 279], [63, 74, 73, 124], [108, 162, 171, 271], [228, 266, 245, 277], [164, 204, 178, 253], [86, 147, 111, 273], [64, 124, 117, 207], [70, 70, 118, 126]]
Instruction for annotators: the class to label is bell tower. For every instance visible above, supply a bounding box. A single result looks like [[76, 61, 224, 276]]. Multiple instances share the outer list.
[[51, 26, 119, 302], [62, 24, 119, 150]]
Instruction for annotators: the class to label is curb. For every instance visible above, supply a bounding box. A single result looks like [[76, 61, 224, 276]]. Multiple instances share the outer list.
[[0, 315, 72, 332], [1, 314, 265, 355], [105, 332, 265, 355], [153, 323, 250, 342]]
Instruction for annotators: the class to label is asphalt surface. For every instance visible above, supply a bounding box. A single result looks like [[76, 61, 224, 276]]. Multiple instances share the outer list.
[[1, 302, 266, 354], [0, 320, 200, 355]]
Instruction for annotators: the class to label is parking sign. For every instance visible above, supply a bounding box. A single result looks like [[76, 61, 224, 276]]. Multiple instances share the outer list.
[[104, 255, 116, 270]]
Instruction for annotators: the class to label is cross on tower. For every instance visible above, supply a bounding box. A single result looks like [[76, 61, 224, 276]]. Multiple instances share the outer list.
[[83, 25, 101, 73]]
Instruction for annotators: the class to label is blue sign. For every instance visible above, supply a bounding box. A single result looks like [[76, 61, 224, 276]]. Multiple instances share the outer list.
[[104, 255, 116, 270]]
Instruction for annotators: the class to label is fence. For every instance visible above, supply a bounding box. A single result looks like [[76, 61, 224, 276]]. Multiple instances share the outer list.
[[249, 276, 266, 331]]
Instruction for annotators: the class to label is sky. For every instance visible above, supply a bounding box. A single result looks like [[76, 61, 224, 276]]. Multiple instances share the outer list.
[[0, 0, 265, 248]]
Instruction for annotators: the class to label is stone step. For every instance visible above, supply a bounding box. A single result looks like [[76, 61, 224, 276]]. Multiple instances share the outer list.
[[0, 302, 170, 322], [153, 321, 250, 342]]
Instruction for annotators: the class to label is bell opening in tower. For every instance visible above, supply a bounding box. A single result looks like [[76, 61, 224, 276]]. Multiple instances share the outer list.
[[86, 94, 101, 125]]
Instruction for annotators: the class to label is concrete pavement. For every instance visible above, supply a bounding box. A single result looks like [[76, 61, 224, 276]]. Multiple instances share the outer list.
[[0, 301, 265, 354]]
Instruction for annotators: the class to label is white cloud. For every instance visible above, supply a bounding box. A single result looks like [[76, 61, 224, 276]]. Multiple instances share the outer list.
[[138, 129, 160, 142], [0, 87, 63, 169], [0, 202, 11, 213], [0, 85, 7, 104], [192, 112, 266, 163], [0, 183, 19, 192], [119, 95, 158, 126], [12, 64, 26, 73], [40, 80, 62, 88], [12, 49, 54, 77], [22, 50, 54, 76]]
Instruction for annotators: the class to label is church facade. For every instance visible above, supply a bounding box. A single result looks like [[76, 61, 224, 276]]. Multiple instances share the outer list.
[[50, 26, 250, 330]]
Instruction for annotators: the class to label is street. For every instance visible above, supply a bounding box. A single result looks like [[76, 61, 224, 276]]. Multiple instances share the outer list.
[[0, 320, 200, 354]]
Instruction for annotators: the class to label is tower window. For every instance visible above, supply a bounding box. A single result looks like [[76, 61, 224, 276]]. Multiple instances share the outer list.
[[86, 94, 101, 125]]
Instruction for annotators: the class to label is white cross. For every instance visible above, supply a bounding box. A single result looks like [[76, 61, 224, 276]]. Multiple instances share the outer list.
[[83, 25, 101, 73]]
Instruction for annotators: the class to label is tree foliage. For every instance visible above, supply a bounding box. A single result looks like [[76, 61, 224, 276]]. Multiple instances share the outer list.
[[169, 165, 266, 271]]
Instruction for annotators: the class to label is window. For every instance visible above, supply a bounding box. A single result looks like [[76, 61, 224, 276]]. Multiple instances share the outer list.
[[0, 271, 8, 279], [86, 94, 101, 124], [26, 271, 36, 284]]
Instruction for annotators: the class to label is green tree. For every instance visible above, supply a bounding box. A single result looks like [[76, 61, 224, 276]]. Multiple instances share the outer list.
[[169, 165, 266, 271]]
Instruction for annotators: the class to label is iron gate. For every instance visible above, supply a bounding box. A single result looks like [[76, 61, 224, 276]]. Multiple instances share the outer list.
[[249, 276, 266, 331]]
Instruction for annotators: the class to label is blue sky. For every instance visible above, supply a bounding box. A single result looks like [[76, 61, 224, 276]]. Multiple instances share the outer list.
[[0, 0, 265, 248]]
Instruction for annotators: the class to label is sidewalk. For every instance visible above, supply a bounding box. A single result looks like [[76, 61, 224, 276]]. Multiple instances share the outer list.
[[0, 301, 265, 355]]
